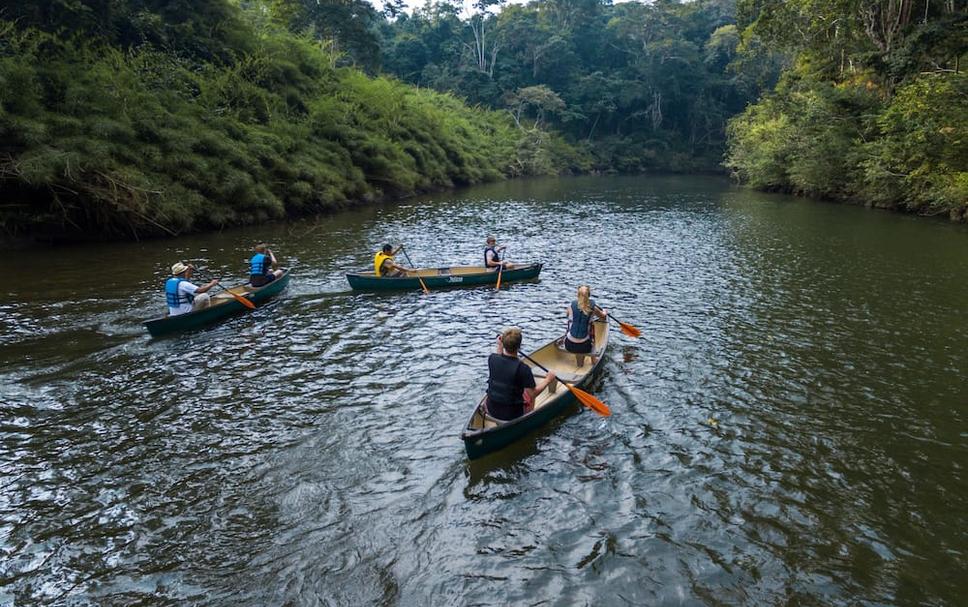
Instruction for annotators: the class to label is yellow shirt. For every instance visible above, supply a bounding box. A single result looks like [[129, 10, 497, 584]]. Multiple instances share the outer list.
[[374, 252, 393, 277]]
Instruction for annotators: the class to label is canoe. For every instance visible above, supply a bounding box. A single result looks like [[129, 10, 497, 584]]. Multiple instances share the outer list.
[[461, 318, 610, 459], [345, 263, 542, 291], [143, 269, 292, 337]]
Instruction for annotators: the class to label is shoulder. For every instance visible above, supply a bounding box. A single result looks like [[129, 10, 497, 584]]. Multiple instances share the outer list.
[[180, 281, 198, 292]]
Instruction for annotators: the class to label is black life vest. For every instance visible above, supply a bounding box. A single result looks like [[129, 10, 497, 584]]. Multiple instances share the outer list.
[[486, 354, 527, 408], [484, 246, 501, 268]]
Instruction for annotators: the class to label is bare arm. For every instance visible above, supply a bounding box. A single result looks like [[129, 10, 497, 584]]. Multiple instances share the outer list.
[[268, 249, 279, 268], [196, 279, 220, 294], [525, 371, 557, 402]]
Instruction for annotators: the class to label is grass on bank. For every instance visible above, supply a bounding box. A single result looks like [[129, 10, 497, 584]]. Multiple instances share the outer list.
[[0, 18, 584, 240]]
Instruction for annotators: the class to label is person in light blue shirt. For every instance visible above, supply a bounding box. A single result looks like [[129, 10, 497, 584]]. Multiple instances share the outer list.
[[165, 262, 218, 316]]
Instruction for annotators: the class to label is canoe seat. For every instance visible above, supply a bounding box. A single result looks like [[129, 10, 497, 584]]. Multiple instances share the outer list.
[[483, 413, 504, 429], [533, 369, 583, 383], [437, 267, 451, 275]]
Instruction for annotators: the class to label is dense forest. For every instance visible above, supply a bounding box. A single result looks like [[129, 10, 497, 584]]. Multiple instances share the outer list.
[[727, 0, 967, 219], [0, 0, 964, 240], [0, 1, 581, 240], [379, 0, 768, 172]]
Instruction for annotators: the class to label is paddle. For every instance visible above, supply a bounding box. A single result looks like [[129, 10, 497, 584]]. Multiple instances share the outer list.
[[595, 308, 640, 338], [193, 266, 256, 310], [399, 246, 430, 295], [518, 351, 611, 417], [495, 246, 507, 291], [214, 283, 256, 310]]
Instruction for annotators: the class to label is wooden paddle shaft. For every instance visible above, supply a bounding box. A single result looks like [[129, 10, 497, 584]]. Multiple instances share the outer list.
[[399, 246, 430, 293]]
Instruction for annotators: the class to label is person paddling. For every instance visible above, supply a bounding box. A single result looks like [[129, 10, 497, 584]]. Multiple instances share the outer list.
[[484, 236, 512, 272], [250, 244, 284, 287], [486, 327, 557, 421], [165, 262, 218, 317], [374, 244, 410, 277], [564, 285, 608, 367]]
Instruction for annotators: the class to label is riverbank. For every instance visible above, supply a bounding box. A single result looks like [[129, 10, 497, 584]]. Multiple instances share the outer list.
[[725, 3, 966, 223], [0, 16, 589, 244], [726, 71, 967, 224]]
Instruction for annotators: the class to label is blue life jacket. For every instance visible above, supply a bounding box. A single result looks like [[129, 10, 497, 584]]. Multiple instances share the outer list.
[[484, 246, 501, 267], [165, 278, 193, 308], [568, 299, 596, 340], [250, 253, 270, 276]]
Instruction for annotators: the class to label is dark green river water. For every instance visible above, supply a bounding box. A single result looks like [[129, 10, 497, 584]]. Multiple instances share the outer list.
[[1, 176, 966, 605]]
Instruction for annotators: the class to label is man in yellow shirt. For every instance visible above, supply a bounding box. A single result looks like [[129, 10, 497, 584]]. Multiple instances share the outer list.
[[374, 244, 409, 277]]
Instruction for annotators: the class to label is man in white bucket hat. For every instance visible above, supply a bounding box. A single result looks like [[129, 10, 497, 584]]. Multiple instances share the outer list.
[[165, 262, 219, 316]]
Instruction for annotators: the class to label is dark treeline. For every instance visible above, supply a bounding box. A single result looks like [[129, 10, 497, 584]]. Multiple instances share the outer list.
[[378, 0, 770, 172], [727, 0, 967, 219]]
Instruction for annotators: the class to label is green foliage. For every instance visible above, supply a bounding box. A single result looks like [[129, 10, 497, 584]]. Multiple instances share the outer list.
[[0, 8, 583, 240], [382, 0, 762, 172], [728, 0, 967, 218], [862, 73, 968, 215], [726, 99, 797, 189], [729, 79, 878, 196]]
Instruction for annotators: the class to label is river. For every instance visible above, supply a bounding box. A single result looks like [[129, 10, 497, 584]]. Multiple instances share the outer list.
[[1, 175, 966, 605]]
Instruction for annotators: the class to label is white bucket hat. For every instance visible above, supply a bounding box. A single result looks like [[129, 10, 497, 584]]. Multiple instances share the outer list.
[[170, 262, 190, 276]]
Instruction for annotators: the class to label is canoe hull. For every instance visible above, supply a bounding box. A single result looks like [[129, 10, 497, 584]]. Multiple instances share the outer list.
[[345, 263, 542, 291], [143, 270, 291, 337], [462, 388, 581, 460], [461, 319, 609, 459]]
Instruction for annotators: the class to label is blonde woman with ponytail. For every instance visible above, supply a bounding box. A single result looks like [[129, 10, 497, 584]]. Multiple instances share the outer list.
[[564, 285, 608, 367]]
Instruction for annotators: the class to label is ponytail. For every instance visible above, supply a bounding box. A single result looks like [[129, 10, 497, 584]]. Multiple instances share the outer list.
[[576, 285, 592, 315]]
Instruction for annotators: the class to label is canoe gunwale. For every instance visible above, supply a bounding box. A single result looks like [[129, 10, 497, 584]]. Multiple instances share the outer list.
[[345, 263, 542, 291]]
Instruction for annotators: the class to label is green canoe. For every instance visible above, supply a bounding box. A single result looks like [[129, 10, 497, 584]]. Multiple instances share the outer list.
[[345, 263, 542, 291], [461, 318, 610, 459], [143, 269, 292, 337]]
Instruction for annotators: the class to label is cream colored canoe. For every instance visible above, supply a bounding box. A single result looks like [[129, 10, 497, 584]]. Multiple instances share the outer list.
[[462, 319, 609, 459]]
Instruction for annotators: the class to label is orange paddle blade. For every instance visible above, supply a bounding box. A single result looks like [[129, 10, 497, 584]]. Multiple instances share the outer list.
[[618, 320, 640, 338], [231, 292, 256, 310], [566, 383, 611, 416], [495, 268, 503, 290]]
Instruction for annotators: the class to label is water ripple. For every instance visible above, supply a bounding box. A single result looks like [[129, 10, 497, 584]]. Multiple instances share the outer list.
[[1, 176, 966, 605]]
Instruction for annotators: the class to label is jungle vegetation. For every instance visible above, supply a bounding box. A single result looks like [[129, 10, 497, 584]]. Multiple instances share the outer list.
[[726, 0, 967, 219], [0, 0, 963, 240], [0, 1, 584, 240]]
